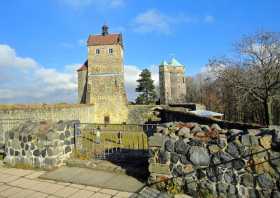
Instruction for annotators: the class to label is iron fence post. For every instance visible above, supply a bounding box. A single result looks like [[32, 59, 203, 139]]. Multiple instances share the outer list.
[[73, 123, 76, 152]]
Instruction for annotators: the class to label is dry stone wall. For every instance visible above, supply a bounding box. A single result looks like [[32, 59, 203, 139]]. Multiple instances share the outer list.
[[4, 120, 79, 169], [148, 122, 280, 197]]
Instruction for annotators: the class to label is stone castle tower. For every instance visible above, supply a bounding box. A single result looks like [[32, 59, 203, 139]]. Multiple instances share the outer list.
[[77, 25, 128, 124], [159, 58, 187, 104]]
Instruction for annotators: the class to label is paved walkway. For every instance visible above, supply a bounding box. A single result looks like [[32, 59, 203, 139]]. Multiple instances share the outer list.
[[39, 167, 145, 193], [0, 167, 137, 198]]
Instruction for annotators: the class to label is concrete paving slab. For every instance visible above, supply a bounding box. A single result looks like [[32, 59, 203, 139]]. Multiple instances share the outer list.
[[27, 191, 48, 198], [40, 167, 145, 193], [90, 192, 112, 198], [114, 191, 135, 198], [84, 186, 101, 192], [104, 174, 145, 192], [17, 179, 46, 190], [8, 188, 34, 198], [69, 189, 94, 198], [99, 188, 119, 195], [53, 186, 80, 198], [0, 167, 145, 198], [8, 178, 32, 187], [0, 184, 11, 192], [0, 187, 22, 197], [40, 167, 83, 182], [71, 169, 114, 187], [56, 181, 71, 186], [4, 168, 35, 177], [0, 174, 18, 183], [35, 182, 65, 194], [69, 183, 86, 189]]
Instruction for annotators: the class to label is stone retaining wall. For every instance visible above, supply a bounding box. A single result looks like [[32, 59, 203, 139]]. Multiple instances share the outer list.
[[148, 122, 280, 197], [4, 120, 79, 169], [0, 104, 94, 147]]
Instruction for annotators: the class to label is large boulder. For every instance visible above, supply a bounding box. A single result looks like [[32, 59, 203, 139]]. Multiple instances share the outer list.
[[226, 142, 240, 158], [178, 127, 191, 139], [189, 146, 210, 166], [164, 139, 174, 152], [257, 173, 274, 189], [174, 139, 189, 155]]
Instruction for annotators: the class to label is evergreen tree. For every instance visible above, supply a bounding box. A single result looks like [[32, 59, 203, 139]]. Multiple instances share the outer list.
[[135, 69, 157, 104]]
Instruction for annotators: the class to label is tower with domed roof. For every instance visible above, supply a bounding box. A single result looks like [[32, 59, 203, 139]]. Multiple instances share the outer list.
[[159, 58, 187, 104]]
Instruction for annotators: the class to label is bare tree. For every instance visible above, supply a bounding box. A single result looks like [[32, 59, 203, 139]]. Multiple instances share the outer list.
[[209, 32, 280, 125]]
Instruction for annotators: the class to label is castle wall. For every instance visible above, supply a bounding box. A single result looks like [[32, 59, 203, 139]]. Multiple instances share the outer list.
[[160, 66, 186, 104], [0, 104, 94, 122], [0, 104, 95, 131]]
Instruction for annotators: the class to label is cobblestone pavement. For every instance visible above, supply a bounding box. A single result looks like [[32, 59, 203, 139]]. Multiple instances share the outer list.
[[0, 167, 137, 198]]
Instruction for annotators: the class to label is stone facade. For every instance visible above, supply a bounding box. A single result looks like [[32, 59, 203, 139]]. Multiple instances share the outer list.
[[148, 122, 280, 197], [77, 25, 128, 124], [4, 120, 78, 169], [159, 59, 187, 105]]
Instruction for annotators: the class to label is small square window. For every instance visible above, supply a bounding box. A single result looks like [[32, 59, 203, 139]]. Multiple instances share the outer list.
[[104, 116, 110, 124], [109, 48, 113, 54], [96, 49, 100, 54]]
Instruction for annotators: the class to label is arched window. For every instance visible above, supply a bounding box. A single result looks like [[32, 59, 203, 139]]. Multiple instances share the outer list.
[[96, 49, 100, 54], [109, 48, 113, 54]]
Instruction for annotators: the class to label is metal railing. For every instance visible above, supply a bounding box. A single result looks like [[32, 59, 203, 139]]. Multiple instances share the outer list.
[[73, 123, 158, 160]]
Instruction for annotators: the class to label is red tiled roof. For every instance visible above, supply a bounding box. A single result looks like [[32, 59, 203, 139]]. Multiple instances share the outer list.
[[77, 60, 88, 72], [87, 34, 122, 46]]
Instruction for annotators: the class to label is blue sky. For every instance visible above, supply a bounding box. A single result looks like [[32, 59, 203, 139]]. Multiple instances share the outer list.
[[0, 0, 279, 103]]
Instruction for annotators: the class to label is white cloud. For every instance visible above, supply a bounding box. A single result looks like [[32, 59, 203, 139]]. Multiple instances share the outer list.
[[0, 44, 160, 103], [133, 10, 172, 34], [204, 15, 215, 23], [133, 10, 214, 34], [0, 44, 79, 103], [61, 0, 125, 8], [0, 44, 38, 69]]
